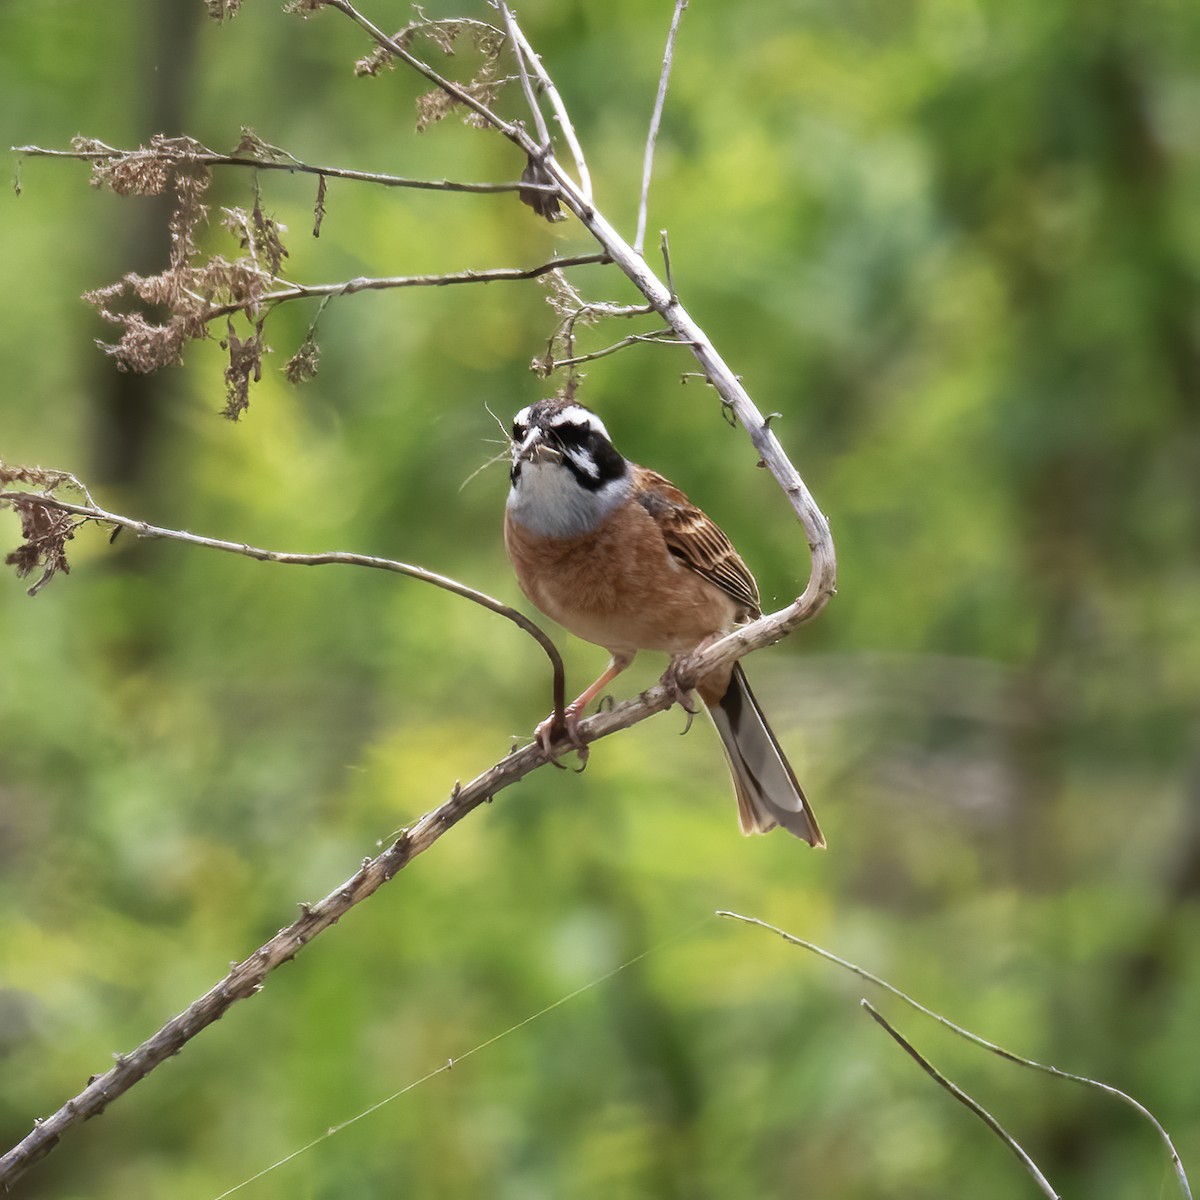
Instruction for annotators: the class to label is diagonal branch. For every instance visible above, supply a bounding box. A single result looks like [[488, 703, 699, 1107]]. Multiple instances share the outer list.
[[862, 1001, 1061, 1200], [0, 511, 809, 1189], [1, 6, 841, 1187]]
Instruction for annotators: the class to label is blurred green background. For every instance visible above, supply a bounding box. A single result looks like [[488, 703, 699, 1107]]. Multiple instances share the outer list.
[[2, 0, 1198, 1196]]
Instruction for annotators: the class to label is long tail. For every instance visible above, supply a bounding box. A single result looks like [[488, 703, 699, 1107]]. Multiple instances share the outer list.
[[705, 663, 825, 846]]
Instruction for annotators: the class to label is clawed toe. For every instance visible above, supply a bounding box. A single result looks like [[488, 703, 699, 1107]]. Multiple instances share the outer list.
[[534, 706, 589, 765], [661, 658, 699, 716]]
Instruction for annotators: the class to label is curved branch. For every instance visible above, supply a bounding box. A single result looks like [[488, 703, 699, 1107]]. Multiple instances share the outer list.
[[720, 912, 1193, 1200], [0, 489, 566, 722]]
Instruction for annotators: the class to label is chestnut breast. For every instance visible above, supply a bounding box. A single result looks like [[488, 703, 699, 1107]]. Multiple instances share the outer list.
[[505, 500, 741, 657]]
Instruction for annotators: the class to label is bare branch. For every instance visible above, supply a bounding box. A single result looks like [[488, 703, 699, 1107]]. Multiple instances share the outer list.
[[535, 328, 691, 376], [0, 531, 816, 1190], [498, 5, 550, 149], [0, 487, 566, 722], [635, 0, 687, 256], [494, 2, 593, 204], [861, 1002, 1061, 1200], [201, 251, 610, 320], [718, 912, 1194, 1200], [13, 141, 556, 196]]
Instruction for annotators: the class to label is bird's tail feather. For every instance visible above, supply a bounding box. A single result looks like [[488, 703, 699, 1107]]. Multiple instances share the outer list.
[[705, 663, 825, 846]]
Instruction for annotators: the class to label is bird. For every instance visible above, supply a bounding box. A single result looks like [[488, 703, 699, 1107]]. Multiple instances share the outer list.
[[503, 397, 823, 845]]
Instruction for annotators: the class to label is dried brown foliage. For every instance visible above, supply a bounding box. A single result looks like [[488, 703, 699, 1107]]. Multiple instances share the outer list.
[[312, 174, 328, 238], [284, 330, 321, 384], [0, 466, 87, 595], [76, 137, 290, 413], [221, 320, 269, 420], [353, 16, 505, 131], [519, 154, 564, 222]]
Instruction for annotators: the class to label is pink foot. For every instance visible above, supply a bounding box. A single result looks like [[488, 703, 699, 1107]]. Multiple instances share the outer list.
[[534, 704, 589, 764]]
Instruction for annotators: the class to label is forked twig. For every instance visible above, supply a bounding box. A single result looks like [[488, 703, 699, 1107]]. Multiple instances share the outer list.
[[861, 1002, 1060, 1199], [494, 0, 593, 204], [498, 4, 550, 149], [718, 912, 1193, 1200], [544, 328, 690, 372]]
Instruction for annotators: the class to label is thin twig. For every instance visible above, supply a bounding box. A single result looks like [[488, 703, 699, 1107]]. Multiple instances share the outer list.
[[0, 490, 566, 724], [11, 143, 556, 195], [325, 0, 532, 150], [861, 1002, 1061, 1200], [635, 0, 687, 257], [547, 328, 688, 371], [498, 6, 550, 149], [718, 912, 1193, 1200], [202, 252, 610, 320], [495, 2, 593, 204]]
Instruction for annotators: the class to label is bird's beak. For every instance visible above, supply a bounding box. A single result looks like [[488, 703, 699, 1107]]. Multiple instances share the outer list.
[[517, 432, 563, 465]]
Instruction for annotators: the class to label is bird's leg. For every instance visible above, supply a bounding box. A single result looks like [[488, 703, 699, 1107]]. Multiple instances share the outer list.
[[535, 652, 634, 758], [661, 634, 724, 718]]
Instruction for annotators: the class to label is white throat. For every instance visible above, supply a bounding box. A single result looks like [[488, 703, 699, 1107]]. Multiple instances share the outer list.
[[506, 459, 631, 538]]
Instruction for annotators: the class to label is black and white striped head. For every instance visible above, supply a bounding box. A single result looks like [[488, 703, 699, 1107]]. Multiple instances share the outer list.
[[506, 401, 631, 537]]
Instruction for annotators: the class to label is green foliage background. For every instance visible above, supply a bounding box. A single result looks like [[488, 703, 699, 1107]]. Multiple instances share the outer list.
[[2, 1, 1198, 1196]]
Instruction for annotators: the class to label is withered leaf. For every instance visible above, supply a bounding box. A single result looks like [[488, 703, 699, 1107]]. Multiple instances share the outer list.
[[519, 155, 564, 222]]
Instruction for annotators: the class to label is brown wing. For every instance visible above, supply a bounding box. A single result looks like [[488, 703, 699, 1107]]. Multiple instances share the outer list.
[[634, 468, 762, 618]]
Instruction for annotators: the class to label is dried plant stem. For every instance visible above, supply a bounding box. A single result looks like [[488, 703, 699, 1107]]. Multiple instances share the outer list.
[[11, 143, 555, 196], [325, 0, 527, 143], [718, 912, 1193, 1200], [635, 0, 687, 256], [547, 328, 691, 371], [203, 251, 610, 320], [862, 1002, 1061, 1200]]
